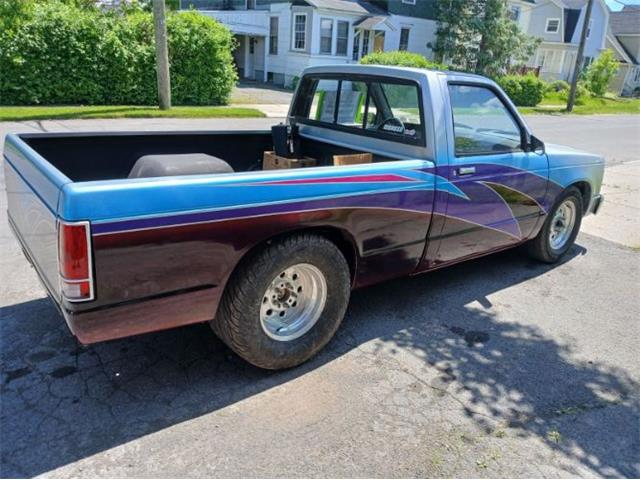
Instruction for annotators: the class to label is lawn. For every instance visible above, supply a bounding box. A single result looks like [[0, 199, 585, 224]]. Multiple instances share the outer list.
[[519, 92, 640, 115], [0, 105, 265, 121]]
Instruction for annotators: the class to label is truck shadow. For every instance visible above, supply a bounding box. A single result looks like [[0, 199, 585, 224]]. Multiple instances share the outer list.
[[1, 243, 637, 477]]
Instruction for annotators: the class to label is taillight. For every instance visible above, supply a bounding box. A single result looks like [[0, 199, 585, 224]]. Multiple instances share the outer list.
[[58, 220, 94, 301]]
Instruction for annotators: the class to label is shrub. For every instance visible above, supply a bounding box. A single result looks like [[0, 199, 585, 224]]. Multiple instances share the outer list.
[[559, 81, 591, 105], [0, 1, 237, 105], [497, 74, 546, 106], [547, 80, 570, 93], [584, 49, 619, 97], [360, 50, 447, 70]]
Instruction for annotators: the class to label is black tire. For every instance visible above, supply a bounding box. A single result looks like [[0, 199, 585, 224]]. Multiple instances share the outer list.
[[211, 234, 351, 370], [526, 187, 583, 263]]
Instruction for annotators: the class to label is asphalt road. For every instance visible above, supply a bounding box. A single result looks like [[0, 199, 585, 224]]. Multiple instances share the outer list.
[[1, 116, 639, 477]]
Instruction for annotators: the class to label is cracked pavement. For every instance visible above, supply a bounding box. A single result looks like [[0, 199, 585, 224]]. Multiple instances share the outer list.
[[1, 117, 639, 478]]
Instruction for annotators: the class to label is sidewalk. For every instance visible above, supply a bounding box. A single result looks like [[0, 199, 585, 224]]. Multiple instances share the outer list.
[[581, 161, 640, 249]]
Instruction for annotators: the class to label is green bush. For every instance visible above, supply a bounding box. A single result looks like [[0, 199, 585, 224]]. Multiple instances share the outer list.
[[547, 80, 570, 93], [559, 81, 591, 105], [497, 74, 546, 106], [360, 50, 447, 70], [584, 49, 619, 97], [0, 1, 237, 105]]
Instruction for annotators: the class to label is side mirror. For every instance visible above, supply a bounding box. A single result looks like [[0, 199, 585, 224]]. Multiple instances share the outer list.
[[528, 135, 545, 155]]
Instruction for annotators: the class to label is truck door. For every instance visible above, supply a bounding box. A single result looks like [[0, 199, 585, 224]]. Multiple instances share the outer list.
[[429, 82, 549, 265]]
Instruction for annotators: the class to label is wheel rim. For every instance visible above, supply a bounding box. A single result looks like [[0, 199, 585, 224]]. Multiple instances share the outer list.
[[549, 200, 577, 250], [260, 263, 327, 342]]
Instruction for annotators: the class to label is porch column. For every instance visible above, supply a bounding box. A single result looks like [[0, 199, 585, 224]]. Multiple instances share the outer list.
[[263, 34, 269, 83], [244, 34, 250, 79]]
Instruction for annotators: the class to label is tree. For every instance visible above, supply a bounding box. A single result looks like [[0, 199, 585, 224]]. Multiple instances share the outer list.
[[584, 49, 619, 96], [430, 0, 539, 77]]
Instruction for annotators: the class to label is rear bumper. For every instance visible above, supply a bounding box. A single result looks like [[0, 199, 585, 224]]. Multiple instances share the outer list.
[[589, 194, 604, 215], [63, 286, 221, 344]]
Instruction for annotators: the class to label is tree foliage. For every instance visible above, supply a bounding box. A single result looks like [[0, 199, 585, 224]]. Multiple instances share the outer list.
[[430, 0, 539, 77], [0, 0, 237, 105], [584, 49, 619, 96]]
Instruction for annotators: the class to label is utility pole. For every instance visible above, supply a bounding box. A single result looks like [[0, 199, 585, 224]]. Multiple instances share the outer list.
[[153, 0, 171, 110], [566, 0, 593, 112]]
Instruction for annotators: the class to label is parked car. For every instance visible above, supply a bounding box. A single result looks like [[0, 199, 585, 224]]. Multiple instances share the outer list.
[[4, 65, 604, 369]]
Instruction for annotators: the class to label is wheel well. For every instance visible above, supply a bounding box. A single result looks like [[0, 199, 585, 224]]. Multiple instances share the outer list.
[[570, 181, 591, 214], [234, 227, 358, 286]]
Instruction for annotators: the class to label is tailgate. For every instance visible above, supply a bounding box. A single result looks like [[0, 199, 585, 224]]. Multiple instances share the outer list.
[[3, 133, 71, 300]]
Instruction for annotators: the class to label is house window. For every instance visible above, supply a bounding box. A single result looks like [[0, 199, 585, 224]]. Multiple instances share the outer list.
[[362, 30, 370, 56], [249, 37, 254, 54], [586, 19, 593, 39], [293, 13, 307, 51], [399, 28, 410, 51], [536, 49, 557, 70], [352, 31, 361, 60], [545, 18, 560, 33], [336, 21, 349, 56], [247, 0, 255, 9], [320, 18, 333, 55], [508, 6, 521, 22], [269, 17, 278, 55]]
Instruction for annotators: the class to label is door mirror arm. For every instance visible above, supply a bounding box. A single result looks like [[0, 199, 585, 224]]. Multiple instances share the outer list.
[[528, 134, 546, 155]]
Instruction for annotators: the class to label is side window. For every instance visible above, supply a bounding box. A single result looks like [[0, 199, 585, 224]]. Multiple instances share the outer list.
[[448, 84, 522, 156]]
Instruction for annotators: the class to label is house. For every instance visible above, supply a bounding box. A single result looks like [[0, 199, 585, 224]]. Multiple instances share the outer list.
[[606, 5, 640, 97], [509, 0, 609, 82], [179, 0, 437, 87]]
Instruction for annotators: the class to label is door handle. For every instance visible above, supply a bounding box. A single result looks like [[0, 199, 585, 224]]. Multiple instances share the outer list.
[[456, 166, 476, 176]]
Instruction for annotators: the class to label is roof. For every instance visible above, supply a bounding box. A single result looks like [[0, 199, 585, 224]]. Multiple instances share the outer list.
[[610, 6, 640, 36], [300, 0, 386, 15], [354, 15, 391, 30]]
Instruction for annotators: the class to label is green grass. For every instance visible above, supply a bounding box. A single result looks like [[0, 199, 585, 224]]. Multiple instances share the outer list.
[[0, 105, 265, 121], [519, 92, 640, 115]]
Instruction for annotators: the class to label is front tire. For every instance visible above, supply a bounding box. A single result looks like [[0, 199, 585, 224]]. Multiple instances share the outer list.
[[526, 187, 583, 263], [212, 234, 351, 370]]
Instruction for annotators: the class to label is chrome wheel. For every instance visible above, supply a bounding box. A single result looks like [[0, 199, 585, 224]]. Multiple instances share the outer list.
[[549, 200, 577, 250], [260, 263, 327, 342]]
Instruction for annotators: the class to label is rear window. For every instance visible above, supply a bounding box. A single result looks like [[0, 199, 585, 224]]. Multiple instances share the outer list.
[[292, 75, 424, 144]]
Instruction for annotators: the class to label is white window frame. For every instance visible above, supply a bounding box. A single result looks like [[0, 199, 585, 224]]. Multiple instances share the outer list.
[[401, 0, 416, 4], [399, 27, 410, 51], [319, 17, 334, 55], [269, 16, 278, 55], [292, 13, 307, 51], [545, 18, 561, 34], [336, 20, 349, 56]]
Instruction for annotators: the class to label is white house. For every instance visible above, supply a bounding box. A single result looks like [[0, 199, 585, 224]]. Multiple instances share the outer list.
[[180, 0, 438, 87], [606, 5, 640, 97], [508, 0, 609, 82]]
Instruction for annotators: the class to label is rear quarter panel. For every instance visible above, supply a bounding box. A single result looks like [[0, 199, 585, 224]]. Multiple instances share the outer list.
[[3, 134, 70, 299], [62, 160, 440, 320]]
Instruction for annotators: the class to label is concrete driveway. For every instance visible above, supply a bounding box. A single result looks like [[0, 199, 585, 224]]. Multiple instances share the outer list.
[[1, 115, 638, 477]]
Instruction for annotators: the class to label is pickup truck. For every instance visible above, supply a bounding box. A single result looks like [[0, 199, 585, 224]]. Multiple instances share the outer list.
[[4, 65, 604, 369]]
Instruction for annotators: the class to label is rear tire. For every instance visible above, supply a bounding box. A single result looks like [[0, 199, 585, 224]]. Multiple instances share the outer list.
[[526, 187, 583, 263], [211, 234, 351, 370]]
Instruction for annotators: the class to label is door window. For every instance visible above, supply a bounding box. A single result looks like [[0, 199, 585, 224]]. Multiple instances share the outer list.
[[448, 84, 522, 156]]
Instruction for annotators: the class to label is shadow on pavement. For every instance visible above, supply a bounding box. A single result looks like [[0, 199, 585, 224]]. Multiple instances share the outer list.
[[1, 244, 638, 477]]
